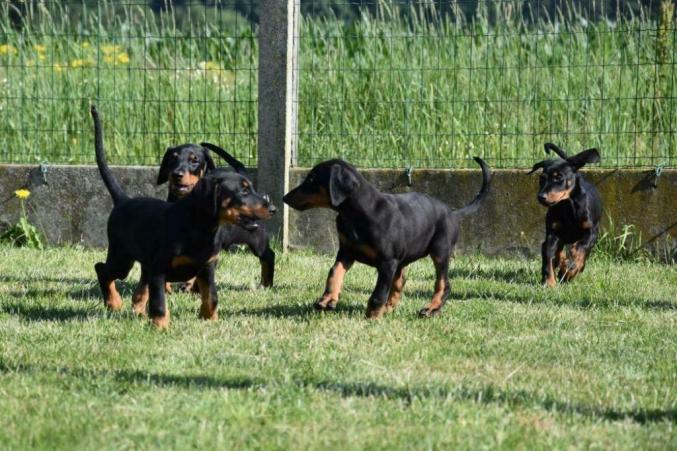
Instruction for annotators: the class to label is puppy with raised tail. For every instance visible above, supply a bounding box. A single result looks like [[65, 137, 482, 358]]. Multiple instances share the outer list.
[[91, 105, 275, 328]]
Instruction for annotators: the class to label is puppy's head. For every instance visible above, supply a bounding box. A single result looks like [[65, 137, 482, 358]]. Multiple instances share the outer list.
[[157, 144, 215, 199], [529, 143, 601, 207], [190, 170, 275, 230], [283, 159, 360, 211]]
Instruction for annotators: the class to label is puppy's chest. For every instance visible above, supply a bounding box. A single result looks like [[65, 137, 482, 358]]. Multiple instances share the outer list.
[[549, 202, 593, 236], [169, 231, 220, 268], [336, 218, 381, 262]]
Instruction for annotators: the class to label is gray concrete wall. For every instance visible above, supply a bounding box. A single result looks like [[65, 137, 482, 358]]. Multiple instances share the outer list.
[[0, 164, 674, 257], [288, 168, 676, 257]]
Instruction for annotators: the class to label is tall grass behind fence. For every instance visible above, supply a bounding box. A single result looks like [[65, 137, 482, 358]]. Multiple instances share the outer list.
[[298, 0, 676, 168], [0, 0, 258, 166], [0, 1, 675, 168]]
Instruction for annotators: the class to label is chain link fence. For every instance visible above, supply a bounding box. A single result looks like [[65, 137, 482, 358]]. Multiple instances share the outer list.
[[0, 0, 675, 169]]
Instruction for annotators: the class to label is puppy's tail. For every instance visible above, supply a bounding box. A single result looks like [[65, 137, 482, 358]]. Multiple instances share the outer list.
[[200, 142, 248, 176], [91, 105, 128, 206], [453, 157, 492, 219]]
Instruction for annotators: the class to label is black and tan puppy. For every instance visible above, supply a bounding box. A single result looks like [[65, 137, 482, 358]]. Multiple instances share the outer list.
[[283, 158, 491, 318], [157, 142, 275, 288], [91, 105, 274, 328], [529, 143, 602, 287]]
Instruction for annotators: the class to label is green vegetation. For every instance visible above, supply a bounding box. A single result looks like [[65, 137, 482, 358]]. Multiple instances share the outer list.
[[0, 245, 675, 449], [0, 1, 674, 168]]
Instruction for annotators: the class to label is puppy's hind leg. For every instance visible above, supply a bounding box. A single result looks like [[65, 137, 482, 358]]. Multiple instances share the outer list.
[[419, 255, 450, 318], [95, 250, 133, 311]]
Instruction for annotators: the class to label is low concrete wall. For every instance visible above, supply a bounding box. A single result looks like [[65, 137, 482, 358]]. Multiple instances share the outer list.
[[288, 168, 676, 257], [0, 164, 675, 257]]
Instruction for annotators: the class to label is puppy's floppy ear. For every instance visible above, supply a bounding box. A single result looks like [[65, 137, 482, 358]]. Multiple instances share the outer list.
[[544, 142, 568, 160], [157, 147, 175, 185], [203, 148, 216, 173], [527, 160, 549, 175], [329, 163, 360, 207], [567, 148, 601, 170]]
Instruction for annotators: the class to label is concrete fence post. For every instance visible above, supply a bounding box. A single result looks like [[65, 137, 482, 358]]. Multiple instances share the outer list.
[[257, 0, 300, 250]]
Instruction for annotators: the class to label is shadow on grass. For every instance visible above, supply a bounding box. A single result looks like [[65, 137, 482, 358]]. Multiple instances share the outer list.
[[306, 380, 676, 424], [0, 362, 673, 425], [449, 266, 537, 285], [0, 275, 93, 285], [0, 362, 260, 391], [449, 289, 677, 311], [2, 282, 135, 303], [0, 302, 97, 322], [232, 302, 364, 318]]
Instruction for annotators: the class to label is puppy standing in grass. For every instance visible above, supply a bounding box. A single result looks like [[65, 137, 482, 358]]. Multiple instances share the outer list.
[[529, 143, 602, 287], [155, 142, 276, 289], [91, 105, 275, 328], [283, 158, 491, 318]]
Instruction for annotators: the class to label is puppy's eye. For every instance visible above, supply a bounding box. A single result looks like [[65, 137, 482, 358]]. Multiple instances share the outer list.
[[241, 187, 250, 195], [172, 152, 179, 159]]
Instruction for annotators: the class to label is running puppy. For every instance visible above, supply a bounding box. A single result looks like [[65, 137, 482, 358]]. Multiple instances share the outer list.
[[283, 158, 491, 318], [529, 143, 602, 287], [91, 105, 275, 328], [156, 142, 275, 288]]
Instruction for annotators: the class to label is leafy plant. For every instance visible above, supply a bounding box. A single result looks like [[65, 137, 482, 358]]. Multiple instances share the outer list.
[[594, 216, 647, 262], [0, 189, 44, 250]]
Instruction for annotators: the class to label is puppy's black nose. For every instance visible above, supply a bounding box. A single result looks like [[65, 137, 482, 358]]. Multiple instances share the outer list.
[[262, 194, 277, 214], [537, 193, 547, 202]]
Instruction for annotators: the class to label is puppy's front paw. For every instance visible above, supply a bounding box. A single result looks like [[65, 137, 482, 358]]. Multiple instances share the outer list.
[[366, 299, 386, 319], [417, 306, 441, 318], [151, 313, 170, 329], [199, 304, 218, 321], [314, 297, 337, 311]]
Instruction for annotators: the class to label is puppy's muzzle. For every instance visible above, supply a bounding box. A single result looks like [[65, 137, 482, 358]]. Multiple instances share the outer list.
[[263, 194, 277, 215]]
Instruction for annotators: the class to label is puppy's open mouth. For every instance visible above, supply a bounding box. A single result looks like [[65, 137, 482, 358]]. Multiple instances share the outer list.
[[237, 216, 260, 231], [171, 182, 196, 196]]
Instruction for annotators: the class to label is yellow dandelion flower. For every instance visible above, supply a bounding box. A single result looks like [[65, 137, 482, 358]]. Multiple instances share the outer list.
[[33, 44, 46, 53], [116, 52, 130, 64], [0, 44, 18, 55], [15, 189, 30, 200], [70, 58, 92, 68], [81, 42, 91, 49], [54, 63, 65, 72], [101, 44, 122, 54], [37, 54, 46, 61]]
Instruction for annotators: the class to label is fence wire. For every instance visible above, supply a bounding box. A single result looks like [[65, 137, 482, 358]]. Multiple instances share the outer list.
[[0, 0, 675, 169], [297, 0, 676, 168], [0, 0, 258, 166]]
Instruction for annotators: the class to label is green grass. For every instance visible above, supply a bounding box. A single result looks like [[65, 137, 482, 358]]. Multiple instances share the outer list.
[[0, 1, 675, 168], [0, 244, 675, 449]]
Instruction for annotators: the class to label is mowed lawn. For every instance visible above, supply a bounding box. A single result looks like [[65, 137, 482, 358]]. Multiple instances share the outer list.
[[0, 245, 675, 450]]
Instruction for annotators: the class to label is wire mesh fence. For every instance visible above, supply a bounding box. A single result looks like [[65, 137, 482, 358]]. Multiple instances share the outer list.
[[297, 0, 676, 168], [0, 0, 259, 166], [0, 0, 675, 169]]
